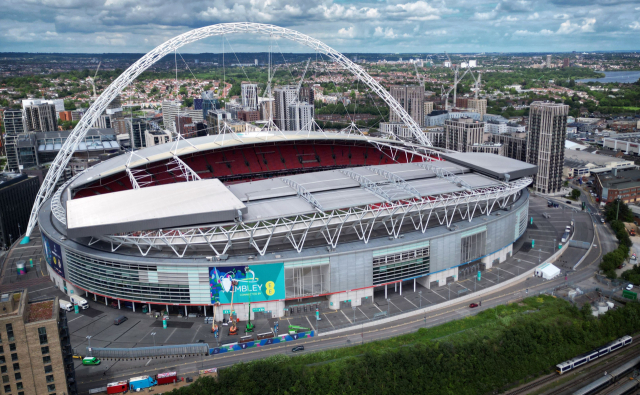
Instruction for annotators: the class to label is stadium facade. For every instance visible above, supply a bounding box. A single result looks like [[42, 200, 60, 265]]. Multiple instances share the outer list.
[[38, 132, 536, 319]]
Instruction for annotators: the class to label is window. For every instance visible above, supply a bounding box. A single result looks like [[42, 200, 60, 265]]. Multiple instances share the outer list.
[[0, 366, 6, 374], [460, 230, 487, 264], [42, 356, 51, 364], [9, 344, 15, 352], [38, 328, 48, 345], [5, 325, 13, 342], [12, 363, 18, 371], [10, 354, 17, 362], [1, 375, 8, 383], [14, 373, 20, 381], [44, 365, 52, 373], [16, 382, 22, 390], [0, 356, 5, 364], [0, 346, 4, 354], [41, 347, 49, 355], [4, 385, 10, 393], [46, 375, 54, 383], [47, 384, 55, 392], [18, 392, 24, 395]]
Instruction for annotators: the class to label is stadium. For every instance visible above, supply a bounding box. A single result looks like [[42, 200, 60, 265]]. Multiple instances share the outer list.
[[38, 131, 536, 319]]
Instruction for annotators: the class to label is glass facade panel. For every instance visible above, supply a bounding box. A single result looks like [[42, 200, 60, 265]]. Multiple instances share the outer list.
[[373, 246, 430, 284], [285, 264, 329, 298], [460, 231, 487, 264]]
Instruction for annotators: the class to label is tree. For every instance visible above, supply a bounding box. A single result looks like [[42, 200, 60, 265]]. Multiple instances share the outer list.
[[570, 189, 581, 200]]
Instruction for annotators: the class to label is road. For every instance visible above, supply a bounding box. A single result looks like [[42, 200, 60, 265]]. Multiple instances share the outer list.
[[72, 194, 617, 394]]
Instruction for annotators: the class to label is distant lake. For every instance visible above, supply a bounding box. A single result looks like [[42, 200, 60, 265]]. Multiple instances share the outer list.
[[577, 71, 640, 84]]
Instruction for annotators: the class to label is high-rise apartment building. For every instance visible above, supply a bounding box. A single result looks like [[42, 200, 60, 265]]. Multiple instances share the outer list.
[[299, 86, 315, 105], [562, 58, 570, 68], [162, 100, 181, 132], [468, 99, 487, 121], [546, 54, 552, 68], [2, 110, 26, 172], [488, 132, 527, 162], [389, 85, 425, 127], [0, 290, 76, 395], [24, 104, 57, 132], [288, 102, 315, 131], [444, 117, 485, 152], [526, 101, 569, 194], [274, 86, 298, 131], [241, 83, 259, 110], [258, 98, 274, 121], [0, 173, 39, 249], [424, 101, 434, 116], [3, 110, 25, 135]]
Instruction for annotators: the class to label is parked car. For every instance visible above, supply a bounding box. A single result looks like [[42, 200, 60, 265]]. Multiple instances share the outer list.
[[469, 303, 479, 308], [626, 284, 634, 291], [292, 345, 305, 352], [601, 218, 605, 223], [82, 357, 101, 366], [566, 201, 572, 204], [114, 315, 128, 325]]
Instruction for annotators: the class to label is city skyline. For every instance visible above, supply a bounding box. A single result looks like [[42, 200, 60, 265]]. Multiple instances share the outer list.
[[0, 0, 639, 53]]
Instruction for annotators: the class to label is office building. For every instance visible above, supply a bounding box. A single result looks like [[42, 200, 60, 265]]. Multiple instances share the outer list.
[[468, 99, 487, 121], [24, 104, 57, 132], [274, 86, 298, 131], [206, 110, 232, 134], [299, 86, 315, 105], [162, 100, 181, 132], [237, 110, 260, 123], [389, 85, 425, 126], [546, 54, 552, 68], [456, 97, 469, 109], [175, 113, 193, 136], [0, 290, 76, 394], [288, 102, 315, 131], [186, 109, 204, 124], [194, 98, 203, 111], [241, 83, 259, 110], [444, 117, 485, 152], [0, 173, 39, 249], [202, 91, 219, 119], [596, 169, 640, 203], [526, 101, 569, 194], [563, 58, 570, 68]]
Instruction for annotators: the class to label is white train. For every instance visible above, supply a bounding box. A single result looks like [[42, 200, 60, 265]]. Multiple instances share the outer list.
[[556, 335, 632, 374]]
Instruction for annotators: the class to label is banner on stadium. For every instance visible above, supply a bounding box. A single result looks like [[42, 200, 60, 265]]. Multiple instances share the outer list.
[[209, 263, 284, 304], [42, 234, 65, 278]]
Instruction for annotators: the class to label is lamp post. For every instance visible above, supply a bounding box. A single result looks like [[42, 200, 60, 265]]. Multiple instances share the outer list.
[[151, 332, 156, 347], [387, 298, 391, 316], [419, 291, 422, 308], [352, 306, 356, 324], [86, 335, 92, 349]]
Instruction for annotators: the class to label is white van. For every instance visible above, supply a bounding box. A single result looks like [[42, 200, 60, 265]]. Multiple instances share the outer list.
[[59, 300, 73, 312], [70, 295, 89, 310]]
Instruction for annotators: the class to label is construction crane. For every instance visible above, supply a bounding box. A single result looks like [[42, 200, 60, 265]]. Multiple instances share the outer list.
[[263, 64, 280, 99], [444, 51, 452, 68], [470, 70, 482, 99], [413, 62, 425, 87], [296, 58, 311, 99], [442, 66, 471, 110], [87, 61, 101, 99]]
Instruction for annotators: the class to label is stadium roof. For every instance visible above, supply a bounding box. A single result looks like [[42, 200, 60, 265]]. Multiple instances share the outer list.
[[440, 152, 537, 180], [66, 179, 247, 238]]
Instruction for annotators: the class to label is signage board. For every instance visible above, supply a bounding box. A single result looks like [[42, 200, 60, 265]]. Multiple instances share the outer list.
[[252, 307, 265, 312], [210, 263, 285, 304], [41, 234, 65, 278]]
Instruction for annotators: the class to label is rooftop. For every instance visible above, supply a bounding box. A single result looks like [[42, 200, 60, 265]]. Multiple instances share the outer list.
[[27, 300, 54, 323], [564, 149, 632, 168]]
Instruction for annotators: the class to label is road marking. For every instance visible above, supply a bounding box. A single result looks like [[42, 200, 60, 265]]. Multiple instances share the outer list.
[[404, 297, 418, 308], [164, 328, 178, 343], [305, 315, 315, 331], [372, 303, 383, 312], [358, 307, 369, 319], [340, 310, 352, 324], [496, 267, 515, 276], [431, 290, 447, 301], [322, 313, 335, 329], [388, 299, 403, 313], [145, 359, 152, 366], [190, 324, 201, 344], [68, 316, 85, 323]]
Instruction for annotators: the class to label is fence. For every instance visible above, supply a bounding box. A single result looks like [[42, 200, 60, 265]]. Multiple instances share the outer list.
[[87, 343, 210, 360]]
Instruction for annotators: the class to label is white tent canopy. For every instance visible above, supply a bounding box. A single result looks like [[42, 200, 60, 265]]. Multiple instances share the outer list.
[[535, 263, 561, 280]]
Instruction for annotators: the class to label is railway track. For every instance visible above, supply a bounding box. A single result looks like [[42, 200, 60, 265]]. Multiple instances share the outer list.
[[506, 335, 640, 395]]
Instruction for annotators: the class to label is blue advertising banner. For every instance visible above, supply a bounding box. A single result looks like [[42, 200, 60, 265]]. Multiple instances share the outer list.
[[42, 234, 65, 278], [209, 263, 284, 304]]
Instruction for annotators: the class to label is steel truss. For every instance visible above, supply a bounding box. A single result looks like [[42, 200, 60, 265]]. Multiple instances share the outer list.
[[98, 177, 531, 258], [25, 22, 430, 239]]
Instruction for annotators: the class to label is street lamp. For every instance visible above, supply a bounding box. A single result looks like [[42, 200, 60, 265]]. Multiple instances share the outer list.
[[419, 291, 422, 308], [151, 332, 157, 347], [352, 306, 356, 323], [387, 298, 391, 316]]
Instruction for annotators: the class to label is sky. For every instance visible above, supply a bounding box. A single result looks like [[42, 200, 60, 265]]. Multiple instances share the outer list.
[[1, 0, 639, 54]]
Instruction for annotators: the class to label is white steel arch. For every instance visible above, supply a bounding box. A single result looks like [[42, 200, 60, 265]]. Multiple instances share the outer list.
[[23, 22, 430, 241]]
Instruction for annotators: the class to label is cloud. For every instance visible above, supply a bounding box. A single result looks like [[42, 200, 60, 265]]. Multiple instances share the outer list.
[[514, 29, 554, 35], [527, 12, 540, 20], [557, 18, 596, 34], [630, 21, 640, 30], [338, 26, 357, 38], [373, 26, 397, 39], [425, 29, 447, 36], [554, 13, 570, 19]]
